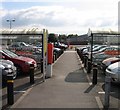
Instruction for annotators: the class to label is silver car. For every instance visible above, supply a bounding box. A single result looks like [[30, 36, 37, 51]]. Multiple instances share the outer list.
[[106, 61, 120, 82], [9, 42, 41, 52], [0, 59, 17, 85]]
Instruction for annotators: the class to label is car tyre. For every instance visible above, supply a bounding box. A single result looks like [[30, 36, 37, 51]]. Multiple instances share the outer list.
[[16, 65, 22, 76]]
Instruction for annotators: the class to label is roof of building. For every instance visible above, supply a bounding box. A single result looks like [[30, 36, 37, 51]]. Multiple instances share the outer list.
[[88, 28, 120, 37], [0, 28, 45, 35]]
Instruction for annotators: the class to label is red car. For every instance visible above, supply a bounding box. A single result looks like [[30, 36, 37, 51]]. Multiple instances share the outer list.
[[0, 49, 37, 75]]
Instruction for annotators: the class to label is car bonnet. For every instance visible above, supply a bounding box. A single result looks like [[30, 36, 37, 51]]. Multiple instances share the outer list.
[[16, 56, 36, 63], [108, 62, 120, 70]]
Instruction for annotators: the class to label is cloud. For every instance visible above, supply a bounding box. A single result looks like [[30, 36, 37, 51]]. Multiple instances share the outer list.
[[1, 0, 119, 34]]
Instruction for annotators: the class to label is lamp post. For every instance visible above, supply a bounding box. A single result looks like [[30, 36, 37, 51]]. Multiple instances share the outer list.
[[6, 19, 15, 29], [6, 19, 15, 45]]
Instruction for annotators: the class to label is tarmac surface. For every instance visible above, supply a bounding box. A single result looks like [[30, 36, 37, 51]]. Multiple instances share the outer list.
[[10, 50, 103, 109]]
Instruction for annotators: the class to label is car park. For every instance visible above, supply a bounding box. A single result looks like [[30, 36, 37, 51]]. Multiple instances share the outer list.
[[106, 61, 120, 82], [0, 49, 37, 75]]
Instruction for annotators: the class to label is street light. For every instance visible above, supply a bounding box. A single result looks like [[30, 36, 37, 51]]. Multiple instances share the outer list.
[[6, 19, 15, 45], [6, 19, 15, 29]]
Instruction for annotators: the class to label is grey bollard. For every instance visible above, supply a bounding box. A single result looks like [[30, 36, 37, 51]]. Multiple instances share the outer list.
[[104, 76, 111, 109]]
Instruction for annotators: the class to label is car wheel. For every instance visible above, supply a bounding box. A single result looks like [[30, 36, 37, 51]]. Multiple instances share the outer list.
[[16, 66, 22, 76]]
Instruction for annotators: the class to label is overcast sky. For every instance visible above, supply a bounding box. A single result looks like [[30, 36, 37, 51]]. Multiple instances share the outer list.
[[1, 0, 119, 35]]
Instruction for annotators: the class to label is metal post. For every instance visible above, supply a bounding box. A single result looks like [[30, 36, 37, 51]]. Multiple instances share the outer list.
[[53, 55, 55, 63], [6, 19, 15, 29], [7, 73, 14, 105], [41, 58, 43, 73], [90, 33, 93, 65], [29, 64, 34, 84], [84, 55, 87, 68], [104, 76, 111, 109], [92, 64, 98, 85], [87, 59, 91, 73], [82, 55, 85, 63], [55, 53, 57, 60]]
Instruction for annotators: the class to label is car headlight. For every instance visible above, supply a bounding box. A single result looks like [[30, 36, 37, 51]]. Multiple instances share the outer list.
[[4, 68, 13, 74], [7, 65, 12, 69], [25, 61, 33, 65]]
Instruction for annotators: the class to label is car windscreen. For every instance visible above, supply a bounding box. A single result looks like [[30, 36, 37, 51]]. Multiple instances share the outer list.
[[2, 49, 18, 58]]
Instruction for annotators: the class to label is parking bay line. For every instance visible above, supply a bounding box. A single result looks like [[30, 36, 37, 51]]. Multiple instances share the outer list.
[[95, 96, 103, 110], [98, 91, 115, 94], [14, 91, 26, 93]]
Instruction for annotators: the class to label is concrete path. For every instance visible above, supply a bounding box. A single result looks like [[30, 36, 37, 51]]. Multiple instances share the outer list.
[[11, 50, 101, 108]]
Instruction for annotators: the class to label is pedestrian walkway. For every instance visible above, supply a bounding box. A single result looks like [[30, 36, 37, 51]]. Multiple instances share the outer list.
[[11, 50, 101, 109]]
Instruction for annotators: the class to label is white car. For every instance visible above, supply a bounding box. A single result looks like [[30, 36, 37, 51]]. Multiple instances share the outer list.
[[102, 56, 120, 71], [106, 61, 120, 82]]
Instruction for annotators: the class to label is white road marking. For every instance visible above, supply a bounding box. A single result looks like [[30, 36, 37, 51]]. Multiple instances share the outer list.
[[98, 91, 105, 94], [98, 91, 115, 94], [14, 91, 26, 93], [26, 76, 43, 79], [95, 96, 104, 109], [65, 50, 75, 53]]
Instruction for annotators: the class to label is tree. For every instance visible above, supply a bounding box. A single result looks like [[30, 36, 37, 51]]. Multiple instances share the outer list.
[[48, 33, 58, 43]]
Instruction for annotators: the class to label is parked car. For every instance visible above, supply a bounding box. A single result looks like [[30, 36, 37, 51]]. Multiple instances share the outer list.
[[83, 45, 108, 59], [91, 46, 119, 63], [15, 49, 42, 64], [106, 61, 120, 82], [9, 42, 41, 52], [92, 52, 111, 64], [0, 59, 16, 86], [53, 47, 62, 60], [82, 45, 103, 54], [104, 46, 120, 55], [54, 42, 68, 50], [102, 56, 120, 72], [82, 45, 107, 55], [0, 49, 37, 75]]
